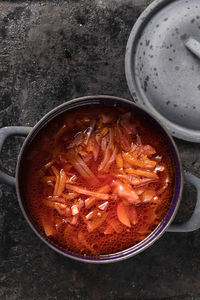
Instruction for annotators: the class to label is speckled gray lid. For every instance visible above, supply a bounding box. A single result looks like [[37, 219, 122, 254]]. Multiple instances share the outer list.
[[125, 0, 200, 142]]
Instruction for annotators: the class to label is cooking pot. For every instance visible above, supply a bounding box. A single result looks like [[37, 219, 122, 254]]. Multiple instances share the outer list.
[[0, 95, 200, 263]]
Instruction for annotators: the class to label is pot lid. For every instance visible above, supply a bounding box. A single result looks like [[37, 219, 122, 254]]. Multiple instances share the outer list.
[[125, 0, 200, 142]]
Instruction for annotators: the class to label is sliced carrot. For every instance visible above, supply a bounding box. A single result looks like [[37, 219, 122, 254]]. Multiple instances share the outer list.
[[122, 152, 157, 169], [56, 169, 67, 196], [116, 153, 123, 169], [130, 146, 140, 158], [125, 168, 158, 179], [51, 165, 59, 176], [85, 197, 96, 209], [43, 199, 67, 209], [115, 174, 158, 187], [117, 202, 131, 228], [46, 196, 66, 204], [85, 211, 95, 220], [62, 192, 78, 200], [123, 161, 132, 168], [51, 166, 60, 196], [85, 185, 111, 208]]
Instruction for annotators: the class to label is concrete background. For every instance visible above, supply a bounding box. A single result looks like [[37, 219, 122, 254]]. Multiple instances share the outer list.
[[0, 1, 200, 299]]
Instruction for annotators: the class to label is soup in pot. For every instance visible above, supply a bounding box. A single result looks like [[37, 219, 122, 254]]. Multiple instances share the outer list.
[[22, 104, 175, 256]]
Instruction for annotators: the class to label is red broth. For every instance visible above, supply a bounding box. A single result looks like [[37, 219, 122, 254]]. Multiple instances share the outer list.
[[22, 105, 175, 256]]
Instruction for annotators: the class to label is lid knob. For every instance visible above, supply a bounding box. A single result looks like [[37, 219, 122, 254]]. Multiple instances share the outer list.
[[185, 37, 200, 59]]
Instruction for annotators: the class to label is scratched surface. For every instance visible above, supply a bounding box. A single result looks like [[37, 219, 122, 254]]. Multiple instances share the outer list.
[[0, 1, 200, 299]]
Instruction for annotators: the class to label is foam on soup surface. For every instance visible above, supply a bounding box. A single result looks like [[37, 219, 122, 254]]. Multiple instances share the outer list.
[[22, 105, 175, 256]]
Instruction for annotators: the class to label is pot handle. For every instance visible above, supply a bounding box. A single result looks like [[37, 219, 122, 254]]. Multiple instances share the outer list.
[[167, 171, 200, 232], [0, 126, 32, 187]]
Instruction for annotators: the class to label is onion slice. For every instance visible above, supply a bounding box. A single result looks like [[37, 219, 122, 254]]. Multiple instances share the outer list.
[[103, 146, 117, 172], [66, 149, 99, 184], [84, 120, 96, 145], [65, 183, 110, 200], [114, 174, 158, 187], [111, 180, 140, 204]]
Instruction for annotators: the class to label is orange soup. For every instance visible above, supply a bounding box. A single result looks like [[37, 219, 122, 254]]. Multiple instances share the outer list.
[[22, 105, 175, 256]]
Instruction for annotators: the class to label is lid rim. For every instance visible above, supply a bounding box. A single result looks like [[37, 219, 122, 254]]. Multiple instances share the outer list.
[[125, 0, 200, 143]]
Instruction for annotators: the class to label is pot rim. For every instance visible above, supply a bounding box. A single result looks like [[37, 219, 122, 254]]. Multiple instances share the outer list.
[[15, 95, 183, 263]]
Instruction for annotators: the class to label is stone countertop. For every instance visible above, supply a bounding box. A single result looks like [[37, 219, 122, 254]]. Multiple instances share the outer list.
[[1, 1, 200, 299]]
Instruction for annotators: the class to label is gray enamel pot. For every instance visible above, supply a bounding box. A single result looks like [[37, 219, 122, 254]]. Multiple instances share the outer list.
[[1, 95, 200, 264]]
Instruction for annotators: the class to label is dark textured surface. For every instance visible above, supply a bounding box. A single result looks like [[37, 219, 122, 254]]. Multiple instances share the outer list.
[[1, 1, 200, 299]]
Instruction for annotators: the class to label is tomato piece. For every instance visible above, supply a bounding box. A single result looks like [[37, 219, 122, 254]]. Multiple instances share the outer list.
[[117, 202, 131, 228], [128, 206, 138, 225], [112, 180, 140, 204], [141, 190, 156, 203]]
